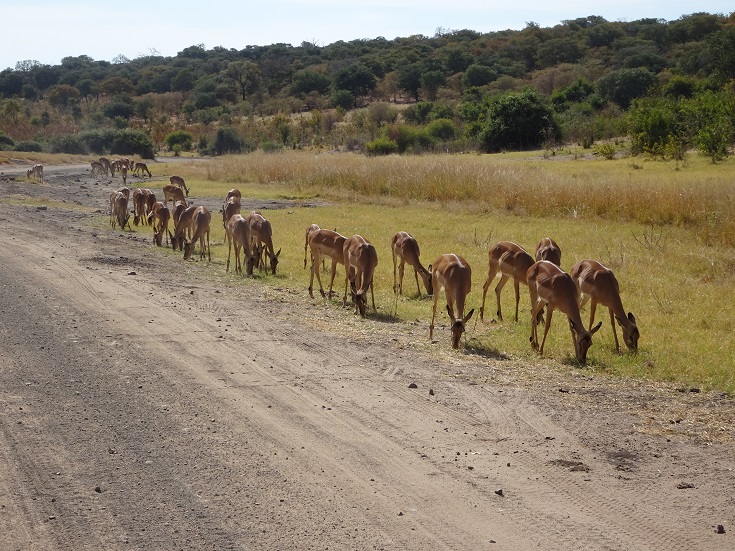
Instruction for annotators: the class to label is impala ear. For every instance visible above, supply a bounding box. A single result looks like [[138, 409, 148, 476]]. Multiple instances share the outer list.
[[463, 309, 474, 323], [275, 248, 281, 258], [590, 321, 603, 335], [628, 312, 636, 324], [446, 304, 456, 323], [427, 264, 432, 273]]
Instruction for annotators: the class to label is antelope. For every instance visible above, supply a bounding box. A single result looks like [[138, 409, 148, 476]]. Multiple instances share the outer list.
[[535, 237, 562, 266], [304, 224, 322, 269], [121, 165, 128, 186], [479, 241, 535, 322], [163, 184, 186, 210], [569, 260, 639, 352], [133, 162, 152, 178], [225, 188, 241, 203], [342, 234, 378, 317], [26, 164, 43, 182], [429, 254, 474, 349], [307, 228, 347, 299], [391, 231, 433, 297], [111, 191, 130, 230], [527, 260, 602, 365], [183, 206, 211, 261], [221, 197, 241, 230], [132, 188, 148, 226], [225, 214, 256, 276], [246, 211, 281, 275], [169, 175, 189, 197], [98, 157, 112, 176], [170, 203, 197, 251], [150, 203, 171, 247], [91, 161, 106, 177]]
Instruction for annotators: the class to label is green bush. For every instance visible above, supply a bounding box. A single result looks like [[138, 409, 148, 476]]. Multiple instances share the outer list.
[[50, 134, 88, 154], [103, 101, 134, 120], [212, 127, 244, 155], [365, 137, 398, 156], [0, 134, 15, 150], [14, 140, 44, 152], [164, 130, 194, 151], [427, 118, 457, 141], [111, 129, 156, 158]]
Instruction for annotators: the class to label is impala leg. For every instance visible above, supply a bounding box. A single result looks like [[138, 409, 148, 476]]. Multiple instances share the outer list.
[[480, 268, 494, 321], [494, 274, 509, 321], [392, 253, 398, 293], [430, 291, 439, 341], [398, 261, 405, 295], [513, 279, 521, 323], [538, 307, 554, 355], [327, 261, 338, 299], [370, 280, 376, 311], [226, 234, 232, 272], [588, 301, 597, 331], [206, 231, 211, 262], [413, 267, 421, 297], [609, 308, 620, 352]]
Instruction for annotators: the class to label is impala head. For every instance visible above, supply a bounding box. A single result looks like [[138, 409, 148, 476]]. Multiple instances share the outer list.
[[270, 248, 282, 275], [183, 240, 195, 260], [245, 253, 256, 276], [618, 312, 639, 351], [169, 230, 183, 251], [424, 264, 434, 296], [571, 320, 602, 364], [447, 305, 474, 349], [153, 226, 163, 247]]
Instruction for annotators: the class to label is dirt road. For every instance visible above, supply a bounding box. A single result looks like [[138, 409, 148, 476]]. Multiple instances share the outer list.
[[1, 163, 733, 550]]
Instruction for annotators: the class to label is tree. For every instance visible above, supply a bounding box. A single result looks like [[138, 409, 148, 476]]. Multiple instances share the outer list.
[[224, 61, 262, 100], [333, 63, 377, 105], [2, 99, 22, 123], [164, 130, 193, 151], [480, 88, 561, 152], [99, 76, 135, 96], [0, 71, 25, 97], [421, 70, 446, 101], [291, 69, 331, 97], [212, 127, 243, 155], [396, 62, 423, 102], [48, 84, 81, 111], [463, 64, 497, 88], [595, 68, 656, 109], [707, 27, 735, 82], [171, 69, 195, 94]]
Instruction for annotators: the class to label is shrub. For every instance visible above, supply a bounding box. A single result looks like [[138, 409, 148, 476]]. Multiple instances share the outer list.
[[111, 130, 156, 158], [403, 102, 433, 124], [365, 137, 398, 156], [164, 130, 194, 151], [50, 134, 88, 154], [594, 143, 617, 159], [427, 118, 457, 141], [14, 140, 44, 152], [103, 101, 135, 120], [0, 134, 15, 150], [212, 127, 243, 155]]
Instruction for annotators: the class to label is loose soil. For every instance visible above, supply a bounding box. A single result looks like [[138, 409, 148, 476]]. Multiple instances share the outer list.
[[1, 161, 734, 550]]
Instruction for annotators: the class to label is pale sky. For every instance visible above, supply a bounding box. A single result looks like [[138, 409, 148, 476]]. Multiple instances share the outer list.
[[1, 1, 733, 71]]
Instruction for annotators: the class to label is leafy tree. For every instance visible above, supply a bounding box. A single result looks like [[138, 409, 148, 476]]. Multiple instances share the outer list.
[[104, 101, 134, 119], [480, 88, 561, 152], [421, 70, 446, 101], [707, 27, 735, 82], [396, 62, 423, 102], [0, 71, 25, 97], [291, 69, 331, 97], [171, 69, 195, 93], [212, 126, 244, 155], [224, 60, 262, 100], [2, 99, 22, 123], [426, 118, 457, 141], [165, 130, 193, 151], [32, 65, 60, 91], [99, 76, 135, 96], [595, 68, 656, 109], [331, 89, 354, 110], [333, 63, 377, 104], [403, 102, 434, 124], [462, 64, 497, 88], [535, 37, 585, 68], [47, 84, 81, 111]]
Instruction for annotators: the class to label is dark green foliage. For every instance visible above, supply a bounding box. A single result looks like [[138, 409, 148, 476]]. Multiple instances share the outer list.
[[365, 137, 399, 156], [14, 140, 44, 152], [403, 102, 433, 124], [111, 130, 156, 158], [165, 130, 194, 151], [426, 118, 456, 141], [0, 134, 15, 150], [212, 127, 244, 155], [333, 63, 377, 102], [480, 89, 561, 152], [596, 68, 656, 108], [462, 64, 497, 88], [331, 89, 354, 110], [103, 101, 134, 120], [50, 134, 88, 154], [291, 69, 331, 97]]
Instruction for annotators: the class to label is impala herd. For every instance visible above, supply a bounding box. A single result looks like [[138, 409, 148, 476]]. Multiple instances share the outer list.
[[40, 159, 637, 365]]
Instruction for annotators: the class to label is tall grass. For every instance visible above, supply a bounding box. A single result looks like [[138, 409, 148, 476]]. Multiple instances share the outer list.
[[203, 150, 735, 246]]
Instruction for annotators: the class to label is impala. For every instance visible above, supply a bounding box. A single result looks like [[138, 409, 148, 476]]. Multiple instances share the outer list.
[[132, 188, 148, 226], [133, 162, 152, 178], [225, 214, 256, 276], [479, 241, 535, 322], [169, 175, 190, 197], [183, 206, 211, 261], [430, 254, 474, 349], [527, 260, 602, 365], [98, 157, 112, 176], [111, 191, 130, 230], [535, 237, 562, 266], [304, 224, 321, 269], [221, 196, 241, 230], [391, 231, 433, 297], [90, 161, 106, 177], [26, 164, 43, 183], [170, 203, 197, 251], [162, 184, 186, 210], [246, 211, 281, 274], [148, 202, 171, 246], [307, 228, 347, 299], [569, 260, 639, 352], [342, 234, 378, 317], [121, 165, 128, 186], [225, 188, 241, 203]]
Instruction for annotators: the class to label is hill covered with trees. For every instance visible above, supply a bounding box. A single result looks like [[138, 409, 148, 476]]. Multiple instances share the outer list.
[[1, 12, 734, 160]]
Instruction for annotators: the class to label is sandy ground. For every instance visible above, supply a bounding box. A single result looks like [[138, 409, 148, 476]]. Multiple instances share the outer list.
[[0, 161, 734, 550]]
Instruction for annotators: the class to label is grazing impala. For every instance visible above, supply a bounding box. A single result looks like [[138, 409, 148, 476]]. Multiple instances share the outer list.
[[183, 206, 211, 261], [162, 184, 186, 209], [111, 191, 130, 230], [307, 228, 347, 299], [91, 161, 106, 177], [569, 260, 639, 352], [132, 188, 148, 226], [225, 214, 256, 276], [430, 254, 474, 349], [535, 237, 562, 266], [170, 203, 197, 251], [169, 175, 189, 197], [246, 211, 281, 275], [304, 224, 321, 269], [342, 234, 378, 317], [391, 231, 433, 297], [26, 164, 43, 182], [133, 162, 152, 178], [221, 197, 241, 229], [527, 260, 602, 365], [479, 241, 535, 322], [148, 202, 171, 246]]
